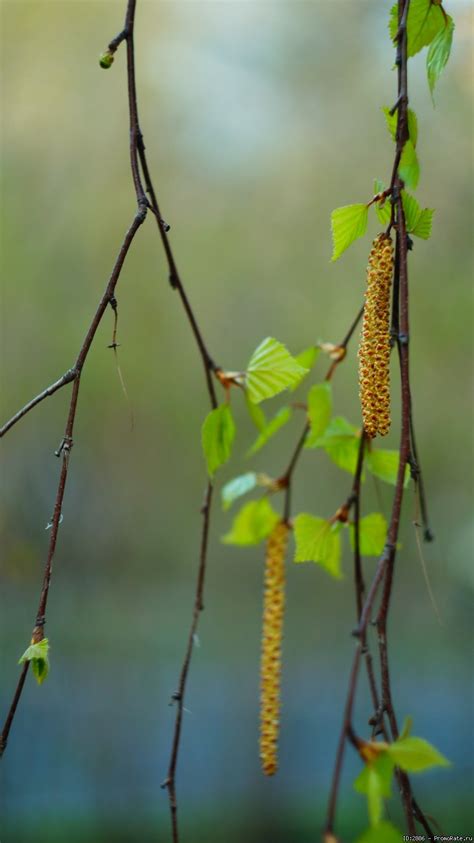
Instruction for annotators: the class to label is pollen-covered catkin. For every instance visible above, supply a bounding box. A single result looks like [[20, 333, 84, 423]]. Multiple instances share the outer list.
[[260, 520, 289, 776], [358, 233, 394, 438]]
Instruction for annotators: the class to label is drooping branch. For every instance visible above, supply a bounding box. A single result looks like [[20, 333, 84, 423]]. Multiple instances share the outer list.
[[1, 12, 221, 824], [324, 0, 437, 835]]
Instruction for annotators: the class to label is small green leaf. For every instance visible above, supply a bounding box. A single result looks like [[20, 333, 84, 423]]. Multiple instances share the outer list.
[[412, 207, 434, 239], [383, 107, 418, 148], [201, 404, 236, 477], [222, 498, 279, 546], [387, 736, 451, 772], [401, 191, 422, 231], [356, 821, 403, 843], [350, 513, 388, 557], [399, 715, 413, 741], [245, 338, 308, 404], [305, 383, 333, 447], [293, 514, 342, 578], [247, 406, 292, 456], [399, 140, 420, 191], [245, 395, 267, 431], [19, 638, 50, 686], [291, 346, 320, 386], [374, 185, 426, 233], [312, 416, 361, 475], [331, 204, 369, 262], [367, 449, 410, 487], [374, 180, 392, 227], [221, 472, 258, 511], [389, 0, 445, 58], [427, 16, 454, 98], [354, 752, 394, 827]]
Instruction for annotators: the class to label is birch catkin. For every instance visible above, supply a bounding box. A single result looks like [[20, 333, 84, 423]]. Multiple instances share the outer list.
[[260, 520, 289, 776], [358, 233, 394, 438]]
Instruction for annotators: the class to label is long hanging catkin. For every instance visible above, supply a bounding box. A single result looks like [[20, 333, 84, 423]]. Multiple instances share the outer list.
[[260, 520, 289, 776], [358, 233, 394, 438]]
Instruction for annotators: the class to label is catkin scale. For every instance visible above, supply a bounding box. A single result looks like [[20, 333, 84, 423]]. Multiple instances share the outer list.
[[260, 521, 289, 776], [358, 233, 394, 438]]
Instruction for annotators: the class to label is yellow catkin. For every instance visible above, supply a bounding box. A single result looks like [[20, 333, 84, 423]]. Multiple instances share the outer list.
[[358, 233, 394, 438], [260, 520, 289, 776]]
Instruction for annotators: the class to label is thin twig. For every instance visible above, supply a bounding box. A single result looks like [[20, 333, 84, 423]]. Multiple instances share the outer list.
[[1, 208, 147, 755]]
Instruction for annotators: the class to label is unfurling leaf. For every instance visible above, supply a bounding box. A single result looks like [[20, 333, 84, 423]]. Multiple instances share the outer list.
[[305, 383, 332, 447], [427, 16, 454, 98], [99, 51, 114, 69], [387, 735, 451, 772], [19, 638, 50, 685], [222, 498, 279, 546], [247, 407, 292, 456], [331, 204, 369, 262], [354, 752, 394, 827], [293, 514, 342, 578], [201, 404, 236, 477], [350, 513, 388, 556], [383, 106, 418, 148], [221, 472, 258, 510], [245, 338, 308, 404], [399, 140, 420, 190]]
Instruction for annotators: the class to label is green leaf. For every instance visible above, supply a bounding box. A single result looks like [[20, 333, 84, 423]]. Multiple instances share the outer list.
[[387, 736, 451, 772], [367, 449, 410, 487], [331, 204, 369, 262], [293, 514, 342, 578], [247, 406, 292, 456], [305, 383, 333, 447], [350, 513, 388, 557], [399, 140, 420, 191], [374, 179, 392, 227], [389, 0, 445, 58], [291, 346, 320, 388], [245, 395, 267, 431], [354, 752, 395, 828], [19, 638, 50, 686], [245, 338, 308, 404], [222, 498, 279, 546], [427, 16, 454, 98], [312, 416, 361, 475], [383, 106, 418, 147], [356, 821, 403, 843], [399, 715, 413, 741], [401, 191, 421, 231], [201, 404, 236, 477], [221, 472, 258, 511], [412, 207, 434, 239], [373, 185, 427, 233]]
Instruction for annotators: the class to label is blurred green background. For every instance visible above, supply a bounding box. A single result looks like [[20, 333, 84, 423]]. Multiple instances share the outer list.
[[1, 1, 472, 841]]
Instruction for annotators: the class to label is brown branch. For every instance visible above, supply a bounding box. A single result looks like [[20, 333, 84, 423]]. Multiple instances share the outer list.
[[1, 207, 147, 756], [2, 5, 220, 839], [324, 1, 437, 835], [0, 369, 77, 438]]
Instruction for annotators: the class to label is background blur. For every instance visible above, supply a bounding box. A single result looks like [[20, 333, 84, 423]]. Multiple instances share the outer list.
[[1, 1, 472, 841]]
